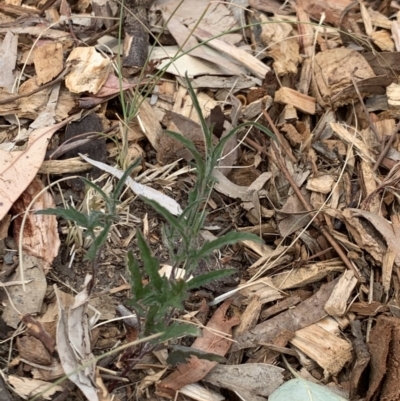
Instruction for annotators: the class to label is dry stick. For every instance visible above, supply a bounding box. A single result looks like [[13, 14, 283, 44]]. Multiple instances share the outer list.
[[262, 109, 297, 164], [270, 141, 363, 282], [0, 67, 71, 105], [350, 69, 380, 142], [373, 120, 400, 171]]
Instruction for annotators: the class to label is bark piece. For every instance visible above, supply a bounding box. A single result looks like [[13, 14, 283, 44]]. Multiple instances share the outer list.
[[123, 0, 154, 70], [66, 47, 111, 94], [349, 301, 388, 316], [62, 113, 107, 192], [233, 278, 338, 350], [2, 254, 47, 329], [350, 320, 370, 398], [274, 87, 316, 115], [306, 175, 335, 194], [363, 52, 400, 78], [313, 48, 375, 108], [193, 27, 270, 79], [343, 208, 400, 267], [325, 270, 358, 317], [11, 177, 60, 272], [260, 296, 302, 320], [290, 323, 353, 376], [297, 0, 353, 25], [250, 11, 301, 76], [0, 30, 17, 92], [271, 260, 345, 290], [367, 316, 400, 401]]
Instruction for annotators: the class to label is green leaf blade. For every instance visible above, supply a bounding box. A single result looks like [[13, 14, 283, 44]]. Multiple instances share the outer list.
[[187, 269, 236, 290], [195, 232, 262, 261]]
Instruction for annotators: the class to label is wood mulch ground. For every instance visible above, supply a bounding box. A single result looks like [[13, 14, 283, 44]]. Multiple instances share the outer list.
[[1, 0, 400, 400]]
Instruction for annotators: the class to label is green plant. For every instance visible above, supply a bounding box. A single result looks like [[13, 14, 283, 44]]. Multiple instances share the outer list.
[[126, 74, 276, 341], [37, 75, 275, 351], [36, 160, 140, 264]]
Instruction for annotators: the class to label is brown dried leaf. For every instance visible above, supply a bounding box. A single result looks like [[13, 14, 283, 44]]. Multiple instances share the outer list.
[[0, 117, 72, 220], [33, 42, 64, 85], [156, 300, 240, 399], [11, 177, 60, 272]]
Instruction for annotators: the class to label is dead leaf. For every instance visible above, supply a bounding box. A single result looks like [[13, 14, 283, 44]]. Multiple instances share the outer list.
[[8, 375, 63, 400], [156, 300, 240, 399], [203, 363, 284, 401], [2, 254, 47, 329], [56, 275, 99, 401], [0, 30, 18, 92], [33, 41, 64, 85], [0, 117, 74, 220], [11, 176, 60, 272]]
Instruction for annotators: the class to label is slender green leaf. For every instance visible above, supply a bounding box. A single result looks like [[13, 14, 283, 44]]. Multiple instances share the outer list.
[[187, 269, 236, 290], [36, 208, 89, 227], [195, 232, 262, 261], [127, 251, 144, 299], [165, 130, 205, 173], [167, 345, 227, 365], [85, 222, 112, 261], [215, 121, 276, 157], [140, 197, 187, 240], [136, 229, 163, 291], [185, 72, 212, 152], [113, 158, 141, 199], [158, 322, 200, 342]]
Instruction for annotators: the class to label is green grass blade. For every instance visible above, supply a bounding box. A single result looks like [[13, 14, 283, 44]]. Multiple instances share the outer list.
[[136, 229, 163, 291], [194, 232, 262, 261], [187, 269, 237, 290], [185, 72, 213, 153], [113, 158, 141, 200]]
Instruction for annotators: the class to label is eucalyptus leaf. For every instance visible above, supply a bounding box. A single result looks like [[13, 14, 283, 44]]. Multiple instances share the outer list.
[[269, 378, 348, 401]]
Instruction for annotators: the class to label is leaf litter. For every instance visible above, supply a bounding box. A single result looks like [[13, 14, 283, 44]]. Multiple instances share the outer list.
[[1, 0, 400, 400]]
